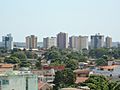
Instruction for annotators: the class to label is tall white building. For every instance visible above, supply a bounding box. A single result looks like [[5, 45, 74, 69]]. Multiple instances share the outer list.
[[91, 33, 104, 49], [26, 35, 37, 49], [69, 36, 88, 51], [105, 36, 112, 48], [57, 32, 68, 49], [2, 34, 13, 50], [43, 37, 57, 49]]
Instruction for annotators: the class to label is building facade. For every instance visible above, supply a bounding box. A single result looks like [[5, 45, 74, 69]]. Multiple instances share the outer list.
[[0, 72, 38, 90], [57, 32, 68, 49], [91, 33, 104, 49], [2, 34, 13, 50], [26, 35, 37, 49], [105, 36, 112, 48], [43, 37, 57, 49], [69, 36, 88, 51]]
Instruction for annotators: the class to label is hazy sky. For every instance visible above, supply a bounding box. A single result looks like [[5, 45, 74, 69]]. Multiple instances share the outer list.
[[0, 0, 120, 42]]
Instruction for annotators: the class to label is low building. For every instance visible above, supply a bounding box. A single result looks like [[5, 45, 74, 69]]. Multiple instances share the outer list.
[[43, 65, 65, 71], [92, 65, 120, 78], [74, 69, 90, 84], [32, 69, 55, 83], [0, 64, 14, 74], [0, 71, 38, 90], [38, 81, 52, 90]]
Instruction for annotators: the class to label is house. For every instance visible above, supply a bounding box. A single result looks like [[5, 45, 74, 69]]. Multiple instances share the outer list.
[[79, 62, 88, 69], [0, 71, 38, 90], [43, 65, 65, 71], [38, 81, 52, 90], [92, 65, 120, 78], [0, 64, 14, 74], [43, 65, 65, 83], [73, 69, 90, 84], [32, 69, 55, 83]]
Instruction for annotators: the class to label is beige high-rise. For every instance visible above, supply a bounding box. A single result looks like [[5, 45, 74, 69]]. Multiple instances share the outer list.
[[105, 36, 112, 48], [57, 32, 68, 49], [69, 36, 88, 51], [26, 35, 37, 49], [43, 37, 57, 49]]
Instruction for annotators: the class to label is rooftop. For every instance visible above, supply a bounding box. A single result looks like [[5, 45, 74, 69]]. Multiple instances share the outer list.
[[73, 69, 90, 74], [61, 88, 82, 90], [75, 77, 88, 84], [99, 65, 118, 70], [0, 64, 14, 68]]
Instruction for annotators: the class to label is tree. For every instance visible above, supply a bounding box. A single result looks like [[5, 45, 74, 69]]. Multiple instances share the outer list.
[[35, 57, 42, 69], [110, 81, 120, 90], [65, 59, 78, 70], [83, 75, 109, 90], [89, 48, 108, 59], [44, 50, 61, 60], [4, 56, 20, 64], [10, 52, 30, 67], [96, 58, 108, 66], [53, 69, 76, 90], [25, 51, 38, 59], [11, 52, 27, 60]]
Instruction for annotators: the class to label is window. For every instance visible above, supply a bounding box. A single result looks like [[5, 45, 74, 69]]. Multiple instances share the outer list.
[[108, 69, 113, 71], [2, 80, 9, 85], [100, 68, 104, 70]]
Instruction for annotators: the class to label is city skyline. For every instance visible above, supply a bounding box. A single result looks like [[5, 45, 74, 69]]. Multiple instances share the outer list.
[[0, 0, 120, 42], [0, 33, 117, 42]]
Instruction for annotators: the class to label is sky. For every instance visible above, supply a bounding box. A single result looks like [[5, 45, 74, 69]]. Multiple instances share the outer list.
[[0, 0, 120, 42]]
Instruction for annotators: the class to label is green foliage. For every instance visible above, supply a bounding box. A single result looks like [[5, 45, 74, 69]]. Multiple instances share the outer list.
[[84, 75, 109, 90], [44, 47, 87, 67], [11, 52, 27, 60], [89, 48, 108, 59], [44, 50, 61, 60], [65, 59, 78, 70], [35, 57, 42, 69], [4, 56, 20, 64], [79, 75, 120, 90], [89, 48, 120, 59], [25, 51, 38, 59], [110, 81, 120, 90], [4, 52, 31, 67], [53, 68, 76, 89], [96, 58, 108, 66]]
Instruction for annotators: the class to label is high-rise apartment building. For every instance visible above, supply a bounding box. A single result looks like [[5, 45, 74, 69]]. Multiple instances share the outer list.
[[79, 36, 88, 50], [26, 35, 37, 49], [105, 36, 112, 48], [43, 37, 57, 49], [69, 36, 78, 50], [69, 36, 88, 51], [91, 33, 104, 49], [57, 32, 68, 49], [2, 34, 13, 50]]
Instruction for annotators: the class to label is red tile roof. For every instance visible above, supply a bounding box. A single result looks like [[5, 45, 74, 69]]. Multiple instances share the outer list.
[[0, 64, 14, 68], [99, 65, 118, 70], [73, 69, 90, 74], [38, 81, 50, 89], [75, 77, 88, 84], [43, 65, 65, 71]]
